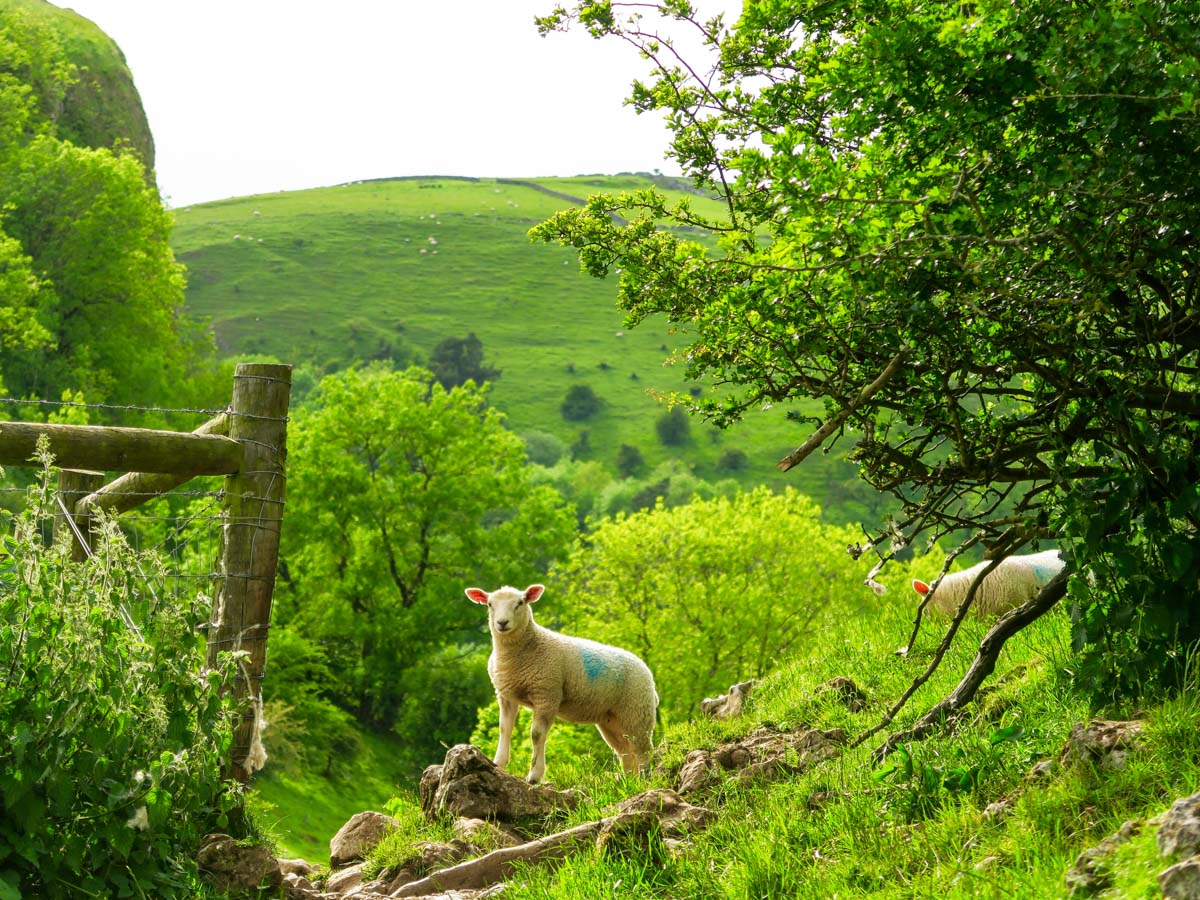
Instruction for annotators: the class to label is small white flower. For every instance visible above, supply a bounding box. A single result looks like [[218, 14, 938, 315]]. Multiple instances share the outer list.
[[126, 806, 149, 831], [134, 770, 146, 784]]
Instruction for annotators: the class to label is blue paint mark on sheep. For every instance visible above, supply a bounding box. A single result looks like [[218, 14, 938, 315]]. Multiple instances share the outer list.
[[581, 647, 608, 681]]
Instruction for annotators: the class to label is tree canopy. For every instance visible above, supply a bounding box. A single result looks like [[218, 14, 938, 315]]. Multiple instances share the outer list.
[[0, 7, 215, 411], [533, 0, 1200, 697]]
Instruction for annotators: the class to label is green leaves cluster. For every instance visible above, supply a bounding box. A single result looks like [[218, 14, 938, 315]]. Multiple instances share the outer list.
[[534, 0, 1200, 695], [549, 486, 869, 715], [0, 6, 217, 410], [274, 365, 575, 766], [0, 470, 237, 897]]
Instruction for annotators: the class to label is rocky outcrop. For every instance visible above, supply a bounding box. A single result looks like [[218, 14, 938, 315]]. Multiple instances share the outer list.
[[196, 833, 282, 896], [419, 743, 583, 821], [700, 679, 755, 720], [676, 725, 847, 795], [329, 810, 398, 868]]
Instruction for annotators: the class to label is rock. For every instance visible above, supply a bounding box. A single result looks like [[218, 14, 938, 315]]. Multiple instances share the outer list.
[[1161, 856, 1200, 899], [1064, 719, 1145, 770], [196, 833, 282, 895], [610, 789, 715, 838], [279, 857, 320, 878], [1064, 820, 1140, 895], [324, 861, 364, 893], [676, 726, 846, 795], [420, 744, 583, 821], [815, 676, 869, 711], [1160, 792, 1200, 859], [700, 679, 755, 719], [596, 810, 668, 863], [281, 871, 321, 899], [382, 840, 476, 894], [329, 811, 397, 869], [453, 816, 524, 848]]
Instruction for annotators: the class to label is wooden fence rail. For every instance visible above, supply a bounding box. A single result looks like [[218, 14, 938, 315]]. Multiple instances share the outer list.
[[0, 362, 292, 784]]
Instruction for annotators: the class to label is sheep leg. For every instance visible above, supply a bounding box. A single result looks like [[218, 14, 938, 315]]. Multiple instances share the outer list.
[[527, 708, 556, 784], [494, 694, 518, 770], [596, 721, 640, 774]]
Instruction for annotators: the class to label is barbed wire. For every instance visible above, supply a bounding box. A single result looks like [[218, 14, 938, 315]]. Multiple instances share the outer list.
[[0, 396, 288, 423]]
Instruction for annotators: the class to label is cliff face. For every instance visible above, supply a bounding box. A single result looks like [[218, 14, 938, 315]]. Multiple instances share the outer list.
[[0, 0, 155, 175]]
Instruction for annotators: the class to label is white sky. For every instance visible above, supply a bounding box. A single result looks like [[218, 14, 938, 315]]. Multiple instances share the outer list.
[[59, 0, 736, 208]]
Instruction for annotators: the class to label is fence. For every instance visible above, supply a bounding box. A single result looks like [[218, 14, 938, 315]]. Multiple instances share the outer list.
[[0, 362, 291, 783]]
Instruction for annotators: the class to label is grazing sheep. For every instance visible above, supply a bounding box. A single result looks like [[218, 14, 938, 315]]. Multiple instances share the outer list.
[[465, 583, 658, 784], [913, 550, 1065, 617]]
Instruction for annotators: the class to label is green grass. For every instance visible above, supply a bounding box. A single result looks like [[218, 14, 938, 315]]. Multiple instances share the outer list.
[[359, 599, 1200, 898], [248, 729, 414, 865], [171, 175, 883, 523]]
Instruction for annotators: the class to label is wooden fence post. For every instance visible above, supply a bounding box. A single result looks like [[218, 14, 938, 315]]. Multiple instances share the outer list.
[[206, 363, 292, 783], [55, 469, 105, 562]]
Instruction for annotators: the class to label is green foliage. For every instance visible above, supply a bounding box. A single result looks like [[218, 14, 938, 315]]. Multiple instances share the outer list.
[[522, 430, 568, 467], [0, 468, 237, 897], [0, 3, 219, 414], [427, 331, 499, 390], [534, 0, 1200, 699], [561, 383, 601, 421], [654, 405, 689, 447], [549, 487, 870, 715], [275, 364, 576, 754], [615, 442, 644, 478]]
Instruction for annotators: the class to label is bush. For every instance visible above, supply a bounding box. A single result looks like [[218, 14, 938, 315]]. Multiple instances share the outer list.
[[655, 405, 691, 446], [522, 430, 567, 467], [616, 443, 645, 479], [0, 470, 238, 898], [561, 384, 601, 421], [718, 448, 749, 471]]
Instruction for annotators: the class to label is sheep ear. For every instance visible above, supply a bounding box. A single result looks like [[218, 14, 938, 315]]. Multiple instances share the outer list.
[[524, 584, 545, 603], [465, 588, 490, 605], [912, 579, 931, 596]]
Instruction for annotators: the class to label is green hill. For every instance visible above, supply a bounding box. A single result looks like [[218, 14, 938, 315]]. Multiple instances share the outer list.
[[0, 0, 155, 171], [172, 175, 885, 523]]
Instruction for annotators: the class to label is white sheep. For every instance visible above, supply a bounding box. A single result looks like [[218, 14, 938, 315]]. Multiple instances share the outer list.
[[913, 550, 1065, 617], [465, 583, 658, 784]]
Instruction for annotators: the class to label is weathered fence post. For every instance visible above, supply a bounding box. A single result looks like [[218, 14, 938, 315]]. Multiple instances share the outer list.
[[55, 469, 105, 562], [206, 363, 292, 783]]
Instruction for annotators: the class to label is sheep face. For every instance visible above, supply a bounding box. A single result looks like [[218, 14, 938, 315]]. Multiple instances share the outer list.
[[465, 584, 545, 637]]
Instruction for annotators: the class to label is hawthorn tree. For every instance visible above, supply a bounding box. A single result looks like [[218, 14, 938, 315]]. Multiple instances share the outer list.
[[533, 0, 1200, 730]]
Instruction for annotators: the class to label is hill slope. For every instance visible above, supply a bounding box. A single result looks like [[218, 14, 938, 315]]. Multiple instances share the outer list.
[[172, 175, 885, 522], [0, 0, 155, 171]]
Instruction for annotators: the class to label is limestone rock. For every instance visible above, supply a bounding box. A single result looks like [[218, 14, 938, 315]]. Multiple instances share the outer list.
[[1064, 719, 1145, 770], [453, 816, 525, 848], [1160, 857, 1200, 900], [330, 810, 398, 868], [324, 861, 364, 894], [1160, 791, 1200, 859], [610, 789, 715, 838], [382, 840, 476, 894], [420, 744, 583, 821], [196, 833, 282, 895], [1064, 820, 1140, 895], [676, 725, 846, 795]]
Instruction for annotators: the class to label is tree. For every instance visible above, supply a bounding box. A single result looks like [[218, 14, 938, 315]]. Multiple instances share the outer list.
[[533, 2, 1200, 726], [615, 442, 645, 478], [277, 365, 576, 739], [428, 331, 500, 390], [655, 404, 690, 446], [551, 487, 868, 715], [0, 8, 215, 411], [561, 383, 601, 420]]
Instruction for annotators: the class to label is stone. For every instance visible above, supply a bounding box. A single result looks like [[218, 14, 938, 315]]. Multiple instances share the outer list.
[[278, 857, 320, 878], [281, 871, 321, 899], [382, 840, 476, 894], [196, 833, 282, 895], [1064, 719, 1145, 769], [610, 789, 715, 838], [453, 816, 524, 848], [815, 676, 869, 711], [1160, 792, 1200, 859], [420, 744, 583, 821], [1160, 856, 1200, 900], [329, 811, 397, 868], [1064, 820, 1140, 895], [324, 861, 364, 894]]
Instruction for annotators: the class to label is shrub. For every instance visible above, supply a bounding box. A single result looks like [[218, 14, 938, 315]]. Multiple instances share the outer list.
[[719, 448, 749, 471], [0, 467, 239, 898], [616, 443, 645, 479], [655, 405, 691, 446], [561, 384, 601, 421], [522, 430, 567, 467]]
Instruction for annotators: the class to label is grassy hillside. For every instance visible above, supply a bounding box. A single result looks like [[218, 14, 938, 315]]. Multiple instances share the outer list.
[[171, 175, 885, 524], [355, 600, 1198, 899]]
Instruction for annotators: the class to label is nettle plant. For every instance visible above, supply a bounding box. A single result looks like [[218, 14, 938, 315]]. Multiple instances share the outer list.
[[0, 464, 239, 898]]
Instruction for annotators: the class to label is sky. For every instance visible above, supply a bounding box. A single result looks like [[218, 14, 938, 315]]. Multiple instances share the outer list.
[[59, 0, 735, 208]]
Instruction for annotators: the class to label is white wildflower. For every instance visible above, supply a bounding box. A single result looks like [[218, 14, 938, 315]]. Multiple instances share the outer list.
[[126, 806, 149, 831]]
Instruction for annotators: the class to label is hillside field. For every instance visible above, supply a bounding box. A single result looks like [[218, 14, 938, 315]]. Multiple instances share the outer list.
[[171, 174, 883, 524]]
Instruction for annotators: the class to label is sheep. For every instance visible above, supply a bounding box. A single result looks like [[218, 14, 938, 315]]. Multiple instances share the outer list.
[[465, 583, 658, 785], [913, 550, 1065, 617]]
